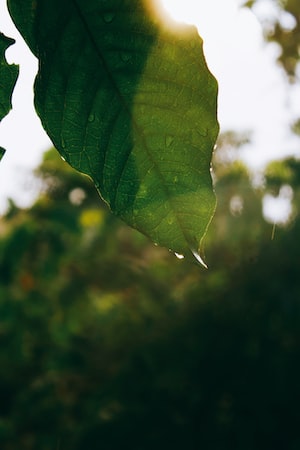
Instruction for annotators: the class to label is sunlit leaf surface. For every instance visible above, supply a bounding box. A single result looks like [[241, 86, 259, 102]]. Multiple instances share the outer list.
[[8, 0, 219, 261]]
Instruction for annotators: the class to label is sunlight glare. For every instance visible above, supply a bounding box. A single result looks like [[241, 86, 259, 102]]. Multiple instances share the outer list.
[[159, 0, 199, 25], [159, 0, 238, 35], [158, 0, 242, 72]]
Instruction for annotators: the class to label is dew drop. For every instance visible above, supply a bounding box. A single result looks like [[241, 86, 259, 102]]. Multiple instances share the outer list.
[[167, 216, 173, 225], [120, 52, 131, 63], [191, 248, 208, 269], [165, 135, 174, 147], [0, 147, 6, 161], [88, 113, 95, 123], [175, 252, 185, 260], [60, 155, 66, 162], [103, 12, 115, 23], [121, 83, 132, 95]]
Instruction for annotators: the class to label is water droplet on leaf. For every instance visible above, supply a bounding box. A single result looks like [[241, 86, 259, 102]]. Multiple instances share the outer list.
[[103, 12, 115, 23], [191, 248, 208, 269], [121, 83, 132, 95], [88, 113, 95, 123], [175, 252, 184, 260], [165, 135, 174, 147], [120, 52, 131, 63]]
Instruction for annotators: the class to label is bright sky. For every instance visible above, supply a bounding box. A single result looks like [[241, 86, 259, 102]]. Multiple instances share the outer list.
[[0, 0, 299, 213]]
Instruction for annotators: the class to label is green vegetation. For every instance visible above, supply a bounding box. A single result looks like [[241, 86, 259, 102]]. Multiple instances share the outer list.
[[0, 0, 300, 449], [0, 145, 300, 449], [5, 0, 218, 260]]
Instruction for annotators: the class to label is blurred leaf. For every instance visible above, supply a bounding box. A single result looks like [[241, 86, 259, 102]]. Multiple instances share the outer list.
[[8, 0, 219, 261], [79, 208, 105, 228], [0, 33, 18, 122], [291, 118, 300, 136]]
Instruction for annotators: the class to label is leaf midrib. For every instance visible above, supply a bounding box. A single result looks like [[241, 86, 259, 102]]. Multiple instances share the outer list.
[[72, 0, 197, 251]]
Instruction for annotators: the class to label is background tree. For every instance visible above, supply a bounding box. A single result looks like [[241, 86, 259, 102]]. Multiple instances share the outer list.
[[0, 139, 300, 449], [244, 0, 300, 80]]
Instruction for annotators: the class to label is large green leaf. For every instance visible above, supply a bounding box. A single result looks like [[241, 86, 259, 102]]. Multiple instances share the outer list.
[[0, 32, 19, 159], [8, 0, 219, 263]]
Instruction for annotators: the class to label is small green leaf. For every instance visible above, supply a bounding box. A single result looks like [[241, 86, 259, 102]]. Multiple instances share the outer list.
[[0, 32, 18, 122], [0, 146, 6, 161], [8, 0, 219, 262]]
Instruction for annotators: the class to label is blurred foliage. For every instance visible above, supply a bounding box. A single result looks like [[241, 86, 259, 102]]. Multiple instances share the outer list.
[[291, 118, 300, 136], [265, 157, 300, 190], [243, 0, 300, 81], [1, 140, 300, 449]]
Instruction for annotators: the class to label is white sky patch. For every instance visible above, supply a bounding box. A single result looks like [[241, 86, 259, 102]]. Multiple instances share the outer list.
[[263, 185, 294, 225]]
